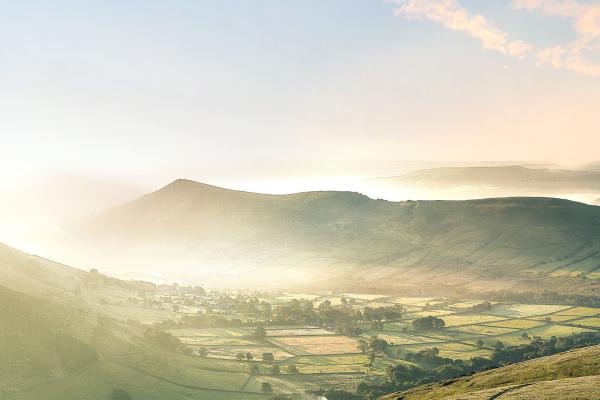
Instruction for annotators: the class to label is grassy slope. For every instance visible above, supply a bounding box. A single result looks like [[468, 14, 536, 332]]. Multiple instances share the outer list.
[[0, 243, 268, 400], [380, 345, 600, 400], [61, 179, 600, 291]]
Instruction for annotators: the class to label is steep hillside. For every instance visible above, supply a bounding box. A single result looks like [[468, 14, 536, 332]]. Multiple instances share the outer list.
[[0, 242, 267, 400], [359, 166, 600, 204], [380, 345, 600, 400], [53, 179, 600, 291]]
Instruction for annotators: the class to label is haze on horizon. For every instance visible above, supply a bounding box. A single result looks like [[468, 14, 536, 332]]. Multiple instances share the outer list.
[[2, 0, 600, 254]]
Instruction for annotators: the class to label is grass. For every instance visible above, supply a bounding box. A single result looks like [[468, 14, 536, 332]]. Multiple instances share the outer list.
[[202, 346, 294, 361], [285, 354, 368, 366], [484, 319, 546, 330], [265, 328, 334, 336], [413, 310, 455, 318], [488, 304, 572, 318], [439, 314, 505, 327], [167, 328, 252, 337], [569, 317, 600, 328], [398, 343, 492, 360], [530, 314, 580, 322], [555, 307, 600, 317], [452, 324, 517, 336], [268, 335, 360, 355], [523, 324, 595, 339], [365, 332, 440, 345], [381, 344, 600, 400], [1, 360, 267, 400]]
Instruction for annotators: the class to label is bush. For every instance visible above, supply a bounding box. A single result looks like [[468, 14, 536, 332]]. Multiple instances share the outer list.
[[110, 389, 132, 400]]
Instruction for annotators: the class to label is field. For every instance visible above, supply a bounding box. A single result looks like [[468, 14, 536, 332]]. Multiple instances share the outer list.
[[140, 293, 600, 399], [267, 335, 361, 355]]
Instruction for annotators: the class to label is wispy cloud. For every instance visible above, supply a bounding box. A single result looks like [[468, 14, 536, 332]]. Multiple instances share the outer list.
[[513, 0, 600, 76], [388, 0, 600, 76], [388, 0, 534, 58]]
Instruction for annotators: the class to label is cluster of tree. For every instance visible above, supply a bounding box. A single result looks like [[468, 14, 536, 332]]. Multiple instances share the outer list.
[[411, 316, 445, 330], [271, 299, 321, 325], [349, 332, 600, 400], [466, 289, 600, 308], [467, 301, 493, 313], [357, 336, 390, 355], [248, 363, 284, 375], [142, 327, 186, 353], [156, 298, 406, 339], [154, 283, 206, 296], [270, 299, 403, 335], [362, 305, 405, 321]]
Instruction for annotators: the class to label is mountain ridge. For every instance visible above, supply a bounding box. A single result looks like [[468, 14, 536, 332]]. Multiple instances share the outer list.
[[359, 165, 600, 204], [49, 179, 600, 292]]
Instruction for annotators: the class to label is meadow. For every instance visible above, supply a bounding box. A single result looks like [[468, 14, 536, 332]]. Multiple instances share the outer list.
[[155, 292, 600, 398]]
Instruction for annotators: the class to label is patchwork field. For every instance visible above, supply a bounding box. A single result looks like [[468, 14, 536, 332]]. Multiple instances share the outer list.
[[268, 335, 361, 355], [157, 293, 600, 399], [265, 328, 334, 336]]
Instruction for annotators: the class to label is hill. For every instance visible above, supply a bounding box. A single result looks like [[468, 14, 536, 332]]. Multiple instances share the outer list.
[[358, 166, 600, 204], [582, 161, 600, 172], [380, 344, 600, 400], [52, 179, 600, 292], [0, 242, 270, 400]]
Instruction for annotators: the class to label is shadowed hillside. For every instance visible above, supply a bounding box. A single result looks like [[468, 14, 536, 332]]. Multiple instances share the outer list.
[[380, 344, 600, 400], [51, 179, 600, 292]]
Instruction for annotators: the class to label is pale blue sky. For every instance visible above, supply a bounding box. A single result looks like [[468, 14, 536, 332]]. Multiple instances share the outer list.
[[1, 0, 599, 185]]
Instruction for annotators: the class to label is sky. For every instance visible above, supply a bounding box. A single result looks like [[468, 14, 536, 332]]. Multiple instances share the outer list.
[[1, 0, 600, 189]]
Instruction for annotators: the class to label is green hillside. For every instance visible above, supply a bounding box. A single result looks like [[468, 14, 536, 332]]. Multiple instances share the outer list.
[[0, 243, 268, 400], [380, 344, 600, 400], [56, 179, 600, 292]]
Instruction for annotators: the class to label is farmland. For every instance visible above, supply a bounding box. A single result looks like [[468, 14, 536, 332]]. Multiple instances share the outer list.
[[126, 288, 600, 399]]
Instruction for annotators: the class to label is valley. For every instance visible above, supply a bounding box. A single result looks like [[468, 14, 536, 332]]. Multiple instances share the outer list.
[[2, 241, 600, 399]]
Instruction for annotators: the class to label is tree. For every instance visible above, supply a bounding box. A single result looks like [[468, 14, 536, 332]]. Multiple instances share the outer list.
[[358, 339, 369, 353], [412, 316, 445, 330], [476, 339, 484, 348], [236, 352, 245, 360], [254, 326, 267, 340], [287, 364, 298, 373], [197, 347, 208, 357], [260, 382, 273, 393], [493, 340, 505, 351], [369, 336, 388, 353], [271, 365, 280, 375], [262, 352, 274, 362], [521, 332, 530, 340], [111, 389, 132, 400], [245, 352, 254, 360], [249, 364, 259, 375]]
